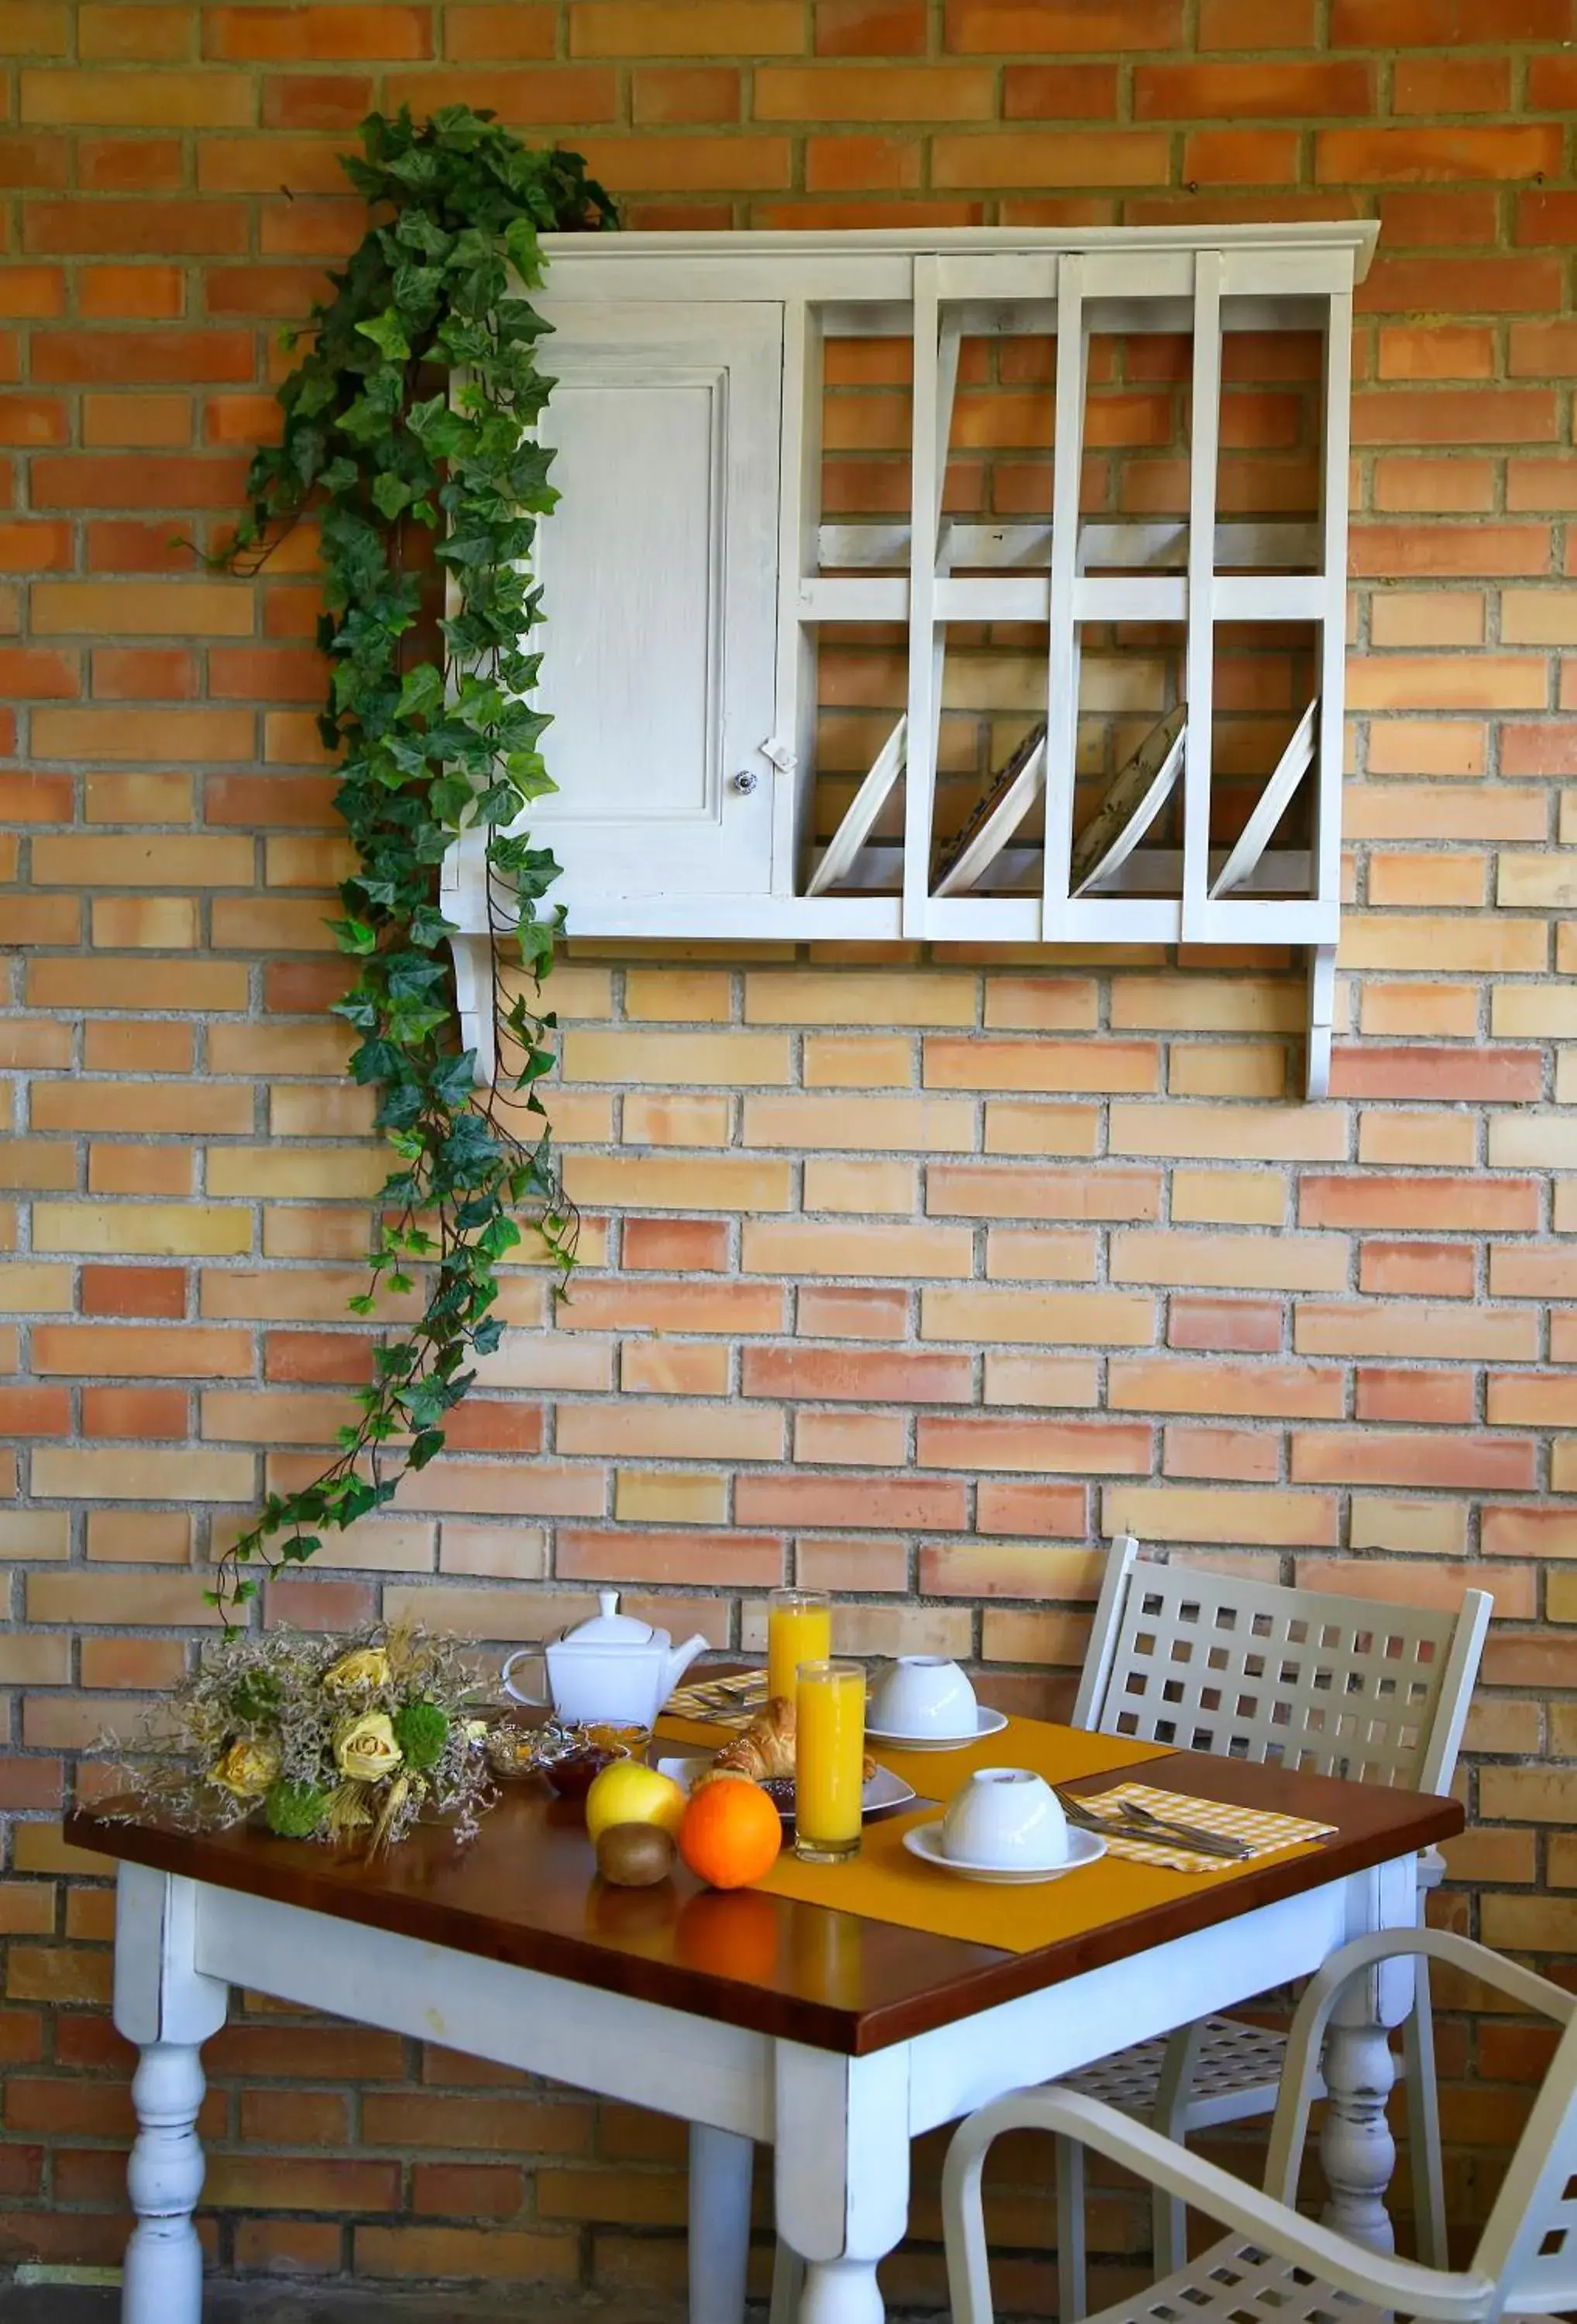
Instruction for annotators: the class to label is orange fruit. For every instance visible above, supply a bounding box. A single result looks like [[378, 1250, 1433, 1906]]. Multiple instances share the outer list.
[[677, 1777, 783, 1890]]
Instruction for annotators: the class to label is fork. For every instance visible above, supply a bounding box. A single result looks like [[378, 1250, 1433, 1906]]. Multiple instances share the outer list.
[[1059, 1791, 1252, 1862]]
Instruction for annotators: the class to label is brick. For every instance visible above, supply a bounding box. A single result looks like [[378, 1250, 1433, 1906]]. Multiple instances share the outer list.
[[1293, 1430, 1534, 1493], [21, 67, 254, 125], [944, 1, 1183, 50], [1102, 1485, 1338, 1549], [802, 1034, 915, 1086], [31, 1202, 251, 1257], [747, 968, 975, 1025], [735, 1474, 967, 1530], [1111, 1229, 1346, 1294], [744, 1219, 973, 1278], [918, 1415, 1150, 1474], [31, 1446, 255, 1503], [933, 130, 1170, 189], [927, 1164, 1160, 1221], [564, 1156, 792, 1212], [1110, 1103, 1347, 1163], [1108, 1358, 1341, 1421], [205, 5, 433, 59], [983, 1354, 1098, 1408], [924, 1036, 1156, 1094], [1002, 64, 1118, 117], [745, 1094, 973, 1150], [557, 1402, 781, 1461], [921, 1286, 1153, 1346], [564, 1030, 788, 1085], [1319, 125, 1564, 186], [755, 64, 995, 118], [1136, 60, 1370, 117], [1358, 1241, 1476, 1300]]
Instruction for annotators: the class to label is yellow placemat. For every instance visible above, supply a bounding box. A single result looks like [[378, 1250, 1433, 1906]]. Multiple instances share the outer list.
[[652, 1714, 1329, 1956], [655, 1710, 1173, 1799], [1071, 1779, 1336, 1875]]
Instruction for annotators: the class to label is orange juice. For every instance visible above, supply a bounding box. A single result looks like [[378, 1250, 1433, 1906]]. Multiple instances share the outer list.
[[767, 1590, 830, 1706], [794, 1660, 865, 1864]]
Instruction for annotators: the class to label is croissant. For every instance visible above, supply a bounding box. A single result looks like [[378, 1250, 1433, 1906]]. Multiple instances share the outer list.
[[694, 1697, 877, 1791], [712, 1695, 796, 1782]]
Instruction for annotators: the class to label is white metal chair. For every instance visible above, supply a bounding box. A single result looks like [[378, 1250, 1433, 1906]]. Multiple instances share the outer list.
[[1052, 1538, 1491, 2307], [944, 1925, 1575, 2324]]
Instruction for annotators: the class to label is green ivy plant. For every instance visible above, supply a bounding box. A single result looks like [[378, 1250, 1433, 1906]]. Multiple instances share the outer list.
[[209, 107, 616, 1619]]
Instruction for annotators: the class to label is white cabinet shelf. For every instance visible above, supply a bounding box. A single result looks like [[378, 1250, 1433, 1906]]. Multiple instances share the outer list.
[[446, 223, 1376, 1098]]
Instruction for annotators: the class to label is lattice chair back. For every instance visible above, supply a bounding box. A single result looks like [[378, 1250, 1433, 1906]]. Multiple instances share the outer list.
[[1473, 2001, 1577, 2320], [1074, 1537, 1489, 1792]]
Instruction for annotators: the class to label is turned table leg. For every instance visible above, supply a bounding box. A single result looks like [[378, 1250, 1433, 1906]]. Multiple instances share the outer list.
[[1319, 2006, 1397, 2256], [124, 2042, 212, 2324], [773, 2044, 909, 2324], [113, 1865, 228, 2324]]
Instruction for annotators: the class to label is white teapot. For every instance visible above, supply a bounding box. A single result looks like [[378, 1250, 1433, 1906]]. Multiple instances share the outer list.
[[500, 1591, 709, 1731]]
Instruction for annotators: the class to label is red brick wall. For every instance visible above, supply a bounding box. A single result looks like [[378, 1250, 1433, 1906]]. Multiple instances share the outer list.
[[3, 0, 1576, 2298]]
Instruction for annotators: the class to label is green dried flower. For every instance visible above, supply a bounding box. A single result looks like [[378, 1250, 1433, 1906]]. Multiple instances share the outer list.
[[393, 1699, 449, 1772], [264, 1778, 331, 1840], [231, 1669, 283, 1723]]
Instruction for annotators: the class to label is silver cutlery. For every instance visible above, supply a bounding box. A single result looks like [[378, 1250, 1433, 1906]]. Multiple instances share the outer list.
[[1058, 1791, 1252, 1862]]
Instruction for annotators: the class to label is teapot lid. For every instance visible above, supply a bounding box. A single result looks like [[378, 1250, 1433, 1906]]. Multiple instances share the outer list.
[[558, 1590, 660, 1648]]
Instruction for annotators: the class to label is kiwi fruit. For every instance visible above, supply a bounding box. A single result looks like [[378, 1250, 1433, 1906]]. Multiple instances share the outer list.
[[596, 1821, 675, 1888]]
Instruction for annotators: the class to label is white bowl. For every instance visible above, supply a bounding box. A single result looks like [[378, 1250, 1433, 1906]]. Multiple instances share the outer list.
[[867, 1655, 978, 1741], [940, 1767, 1069, 1872]]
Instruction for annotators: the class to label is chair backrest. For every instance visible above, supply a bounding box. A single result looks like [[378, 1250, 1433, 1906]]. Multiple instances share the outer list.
[[1074, 1535, 1490, 1793], [1475, 2001, 1577, 2319]]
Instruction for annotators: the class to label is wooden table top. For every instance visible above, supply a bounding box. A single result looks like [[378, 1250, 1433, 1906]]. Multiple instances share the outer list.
[[67, 1727, 1460, 2058]]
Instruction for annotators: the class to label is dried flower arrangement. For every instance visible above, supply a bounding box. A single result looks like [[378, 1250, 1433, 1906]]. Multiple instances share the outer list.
[[106, 1623, 494, 1854]]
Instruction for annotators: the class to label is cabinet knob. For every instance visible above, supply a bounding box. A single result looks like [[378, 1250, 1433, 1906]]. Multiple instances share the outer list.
[[730, 768, 758, 795]]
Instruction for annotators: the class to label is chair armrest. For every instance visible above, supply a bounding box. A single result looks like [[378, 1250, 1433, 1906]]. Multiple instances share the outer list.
[[1265, 1927, 1575, 2212], [943, 2087, 1495, 2324], [1417, 1844, 1447, 1893]]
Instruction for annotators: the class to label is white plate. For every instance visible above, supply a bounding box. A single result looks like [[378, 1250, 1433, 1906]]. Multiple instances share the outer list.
[[1070, 704, 1187, 896], [1208, 697, 1317, 899], [863, 1706, 1009, 1752], [806, 716, 906, 896], [656, 1755, 916, 1824], [902, 1820, 1108, 1885], [933, 725, 1047, 897]]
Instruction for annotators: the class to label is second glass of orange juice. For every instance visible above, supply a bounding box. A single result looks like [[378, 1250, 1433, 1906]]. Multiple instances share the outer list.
[[767, 1589, 830, 1704], [794, 1660, 866, 1863]]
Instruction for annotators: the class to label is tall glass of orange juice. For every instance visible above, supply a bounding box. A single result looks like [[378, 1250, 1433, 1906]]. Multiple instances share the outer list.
[[794, 1660, 865, 1864], [767, 1589, 830, 1705]]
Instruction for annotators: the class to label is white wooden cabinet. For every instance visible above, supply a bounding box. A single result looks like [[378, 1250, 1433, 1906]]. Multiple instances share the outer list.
[[446, 225, 1377, 1095]]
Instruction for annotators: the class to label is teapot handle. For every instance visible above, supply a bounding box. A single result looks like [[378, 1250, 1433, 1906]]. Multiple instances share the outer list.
[[500, 1648, 548, 1709]]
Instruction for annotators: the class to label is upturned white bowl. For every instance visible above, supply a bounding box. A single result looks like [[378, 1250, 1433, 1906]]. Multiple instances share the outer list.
[[868, 1655, 978, 1739], [940, 1767, 1069, 1871]]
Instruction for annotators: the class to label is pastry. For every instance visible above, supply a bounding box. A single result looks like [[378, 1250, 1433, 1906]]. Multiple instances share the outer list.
[[694, 1697, 876, 1792]]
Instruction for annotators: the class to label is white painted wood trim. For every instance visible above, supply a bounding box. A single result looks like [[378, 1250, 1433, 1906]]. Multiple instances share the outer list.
[[191, 1883, 774, 2141], [901, 253, 941, 939], [1043, 252, 1085, 940], [1180, 249, 1223, 943], [774, 294, 822, 898]]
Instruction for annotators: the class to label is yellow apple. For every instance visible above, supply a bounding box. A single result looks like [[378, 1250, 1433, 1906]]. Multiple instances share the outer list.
[[584, 1758, 687, 1846]]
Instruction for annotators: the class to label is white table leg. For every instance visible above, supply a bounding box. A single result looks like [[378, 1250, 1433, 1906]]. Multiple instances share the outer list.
[[124, 2042, 211, 2324], [113, 1865, 228, 2324], [689, 2121, 754, 2324], [1319, 2007, 1397, 2255], [773, 2042, 909, 2324]]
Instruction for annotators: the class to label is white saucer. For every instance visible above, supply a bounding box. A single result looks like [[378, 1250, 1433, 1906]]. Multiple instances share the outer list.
[[902, 1820, 1108, 1885], [864, 1706, 1009, 1753]]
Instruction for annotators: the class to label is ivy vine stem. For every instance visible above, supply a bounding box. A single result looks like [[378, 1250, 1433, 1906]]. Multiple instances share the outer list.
[[208, 106, 616, 1621]]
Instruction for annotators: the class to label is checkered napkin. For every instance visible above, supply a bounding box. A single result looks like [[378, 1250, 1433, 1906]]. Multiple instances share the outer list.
[[663, 1670, 769, 1729], [1074, 1780, 1337, 1874]]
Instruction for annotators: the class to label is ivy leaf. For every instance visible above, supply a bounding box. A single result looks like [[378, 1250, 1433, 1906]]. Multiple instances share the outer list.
[[326, 916, 379, 954], [356, 308, 413, 363]]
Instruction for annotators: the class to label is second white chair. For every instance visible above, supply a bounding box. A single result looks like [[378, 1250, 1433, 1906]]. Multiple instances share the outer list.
[[1053, 1536, 1490, 2309]]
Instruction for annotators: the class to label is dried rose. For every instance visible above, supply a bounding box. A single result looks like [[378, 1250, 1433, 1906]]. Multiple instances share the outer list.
[[322, 1645, 390, 1695], [334, 1710, 402, 1785], [211, 1737, 281, 1800]]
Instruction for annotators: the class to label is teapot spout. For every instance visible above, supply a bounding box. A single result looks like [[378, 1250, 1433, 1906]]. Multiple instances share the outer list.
[[663, 1633, 709, 1693]]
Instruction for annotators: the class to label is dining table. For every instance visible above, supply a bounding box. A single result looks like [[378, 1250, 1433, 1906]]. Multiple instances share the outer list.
[[66, 1703, 1460, 2324]]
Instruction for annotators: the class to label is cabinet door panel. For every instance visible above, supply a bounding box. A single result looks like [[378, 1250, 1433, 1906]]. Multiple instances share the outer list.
[[523, 301, 782, 905]]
